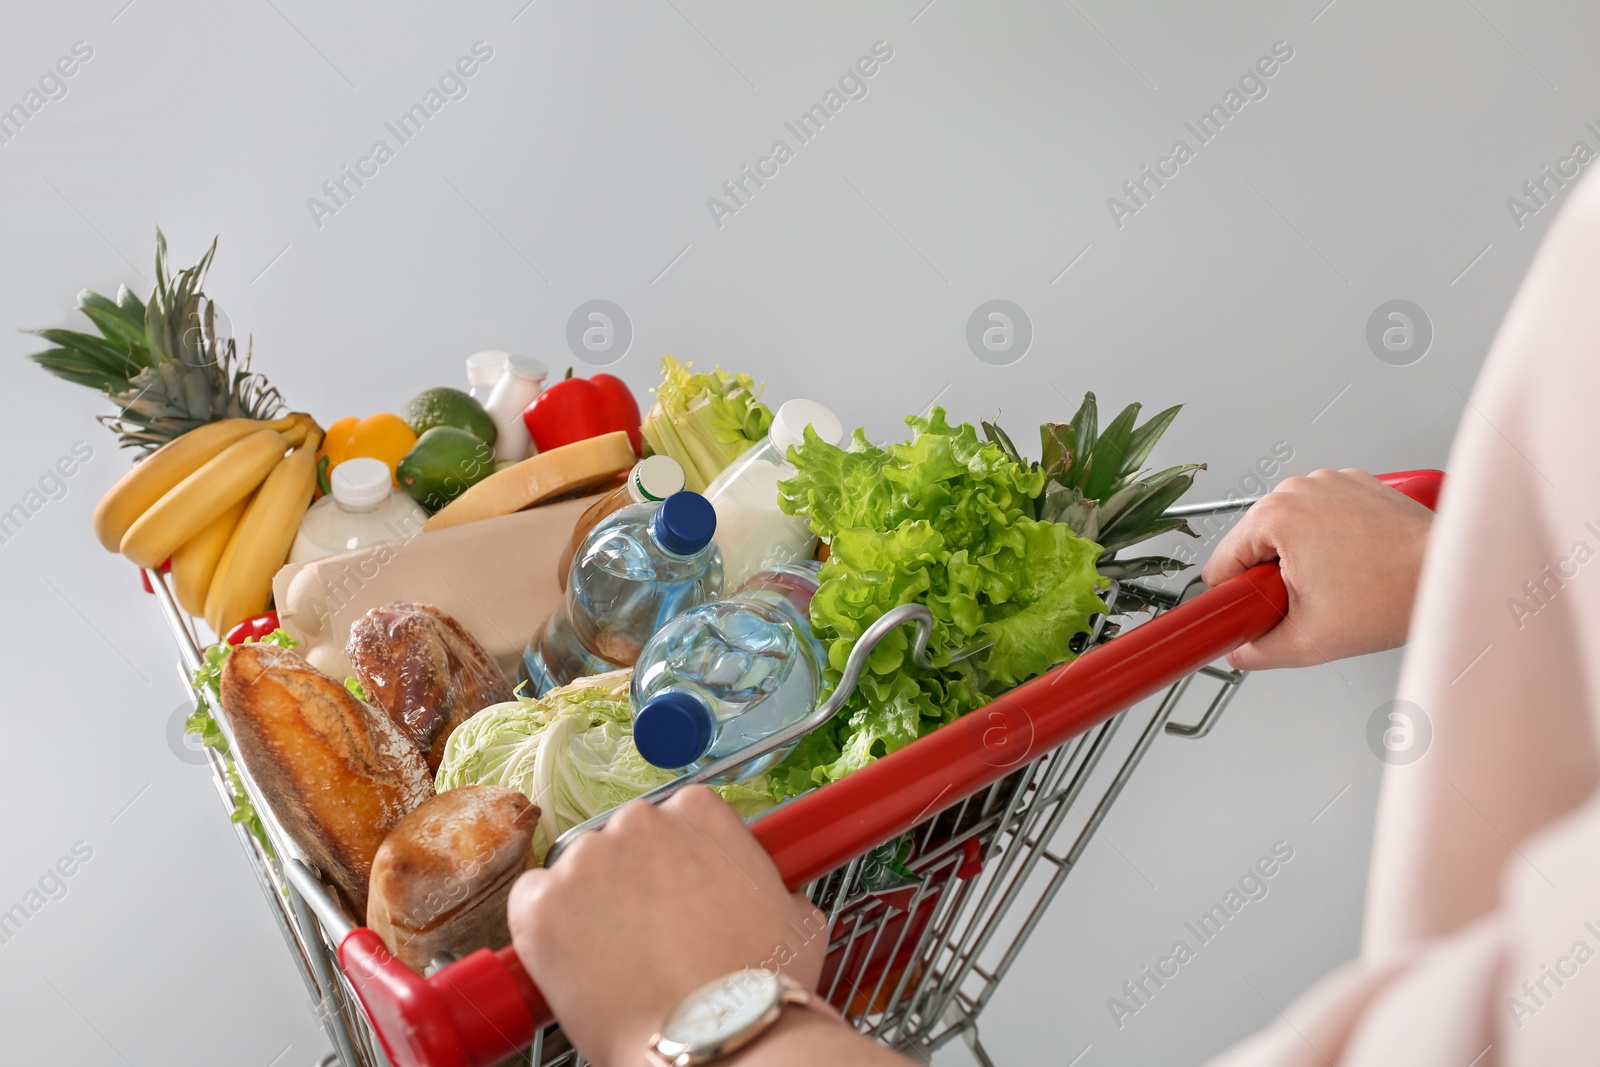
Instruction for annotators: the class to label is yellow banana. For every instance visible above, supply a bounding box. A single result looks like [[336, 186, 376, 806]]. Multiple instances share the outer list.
[[205, 438, 320, 635], [280, 412, 324, 448], [170, 496, 249, 617], [92, 415, 296, 551], [120, 428, 290, 568]]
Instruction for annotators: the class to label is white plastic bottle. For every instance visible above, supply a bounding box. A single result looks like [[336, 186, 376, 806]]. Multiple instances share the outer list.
[[465, 350, 508, 403], [703, 399, 844, 591], [287, 457, 430, 565], [483, 352, 548, 462]]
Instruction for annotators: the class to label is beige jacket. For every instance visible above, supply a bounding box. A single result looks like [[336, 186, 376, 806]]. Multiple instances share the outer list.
[[1209, 173, 1600, 1066]]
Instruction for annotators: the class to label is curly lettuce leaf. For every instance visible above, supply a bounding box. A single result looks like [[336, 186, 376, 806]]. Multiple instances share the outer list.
[[191, 628, 298, 701], [188, 629, 298, 857]]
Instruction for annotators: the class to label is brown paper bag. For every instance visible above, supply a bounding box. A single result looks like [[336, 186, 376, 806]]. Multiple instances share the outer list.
[[272, 493, 602, 682]]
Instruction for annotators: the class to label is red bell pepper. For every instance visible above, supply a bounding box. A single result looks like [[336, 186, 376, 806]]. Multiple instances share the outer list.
[[226, 610, 281, 645], [522, 371, 642, 456]]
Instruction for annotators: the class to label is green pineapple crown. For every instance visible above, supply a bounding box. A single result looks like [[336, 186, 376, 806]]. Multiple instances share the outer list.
[[25, 229, 282, 454], [983, 391, 1206, 581]]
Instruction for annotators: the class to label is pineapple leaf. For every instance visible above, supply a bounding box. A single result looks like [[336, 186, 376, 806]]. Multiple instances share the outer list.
[[150, 232, 219, 368], [1040, 421, 1073, 482], [1039, 482, 1099, 540], [76, 290, 153, 364], [981, 419, 1028, 470], [1123, 403, 1182, 474], [1097, 555, 1190, 580], [25, 329, 144, 383], [1098, 517, 1196, 556], [26, 345, 124, 379], [1086, 402, 1140, 499], [79, 287, 144, 327], [25, 351, 124, 392], [1092, 476, 1152, 529], [1096, 464, 1204, 551], [1075, 391, 1100, 463]]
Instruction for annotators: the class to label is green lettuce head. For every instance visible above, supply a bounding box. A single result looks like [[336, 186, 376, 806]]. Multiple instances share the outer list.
[[436, 669, 775, 863], [771, 409, 1108, 796]]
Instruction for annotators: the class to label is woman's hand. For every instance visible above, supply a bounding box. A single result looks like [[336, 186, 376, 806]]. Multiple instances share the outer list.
[[1201, 468, 1433, 670], [507, 786, 828, 1067]]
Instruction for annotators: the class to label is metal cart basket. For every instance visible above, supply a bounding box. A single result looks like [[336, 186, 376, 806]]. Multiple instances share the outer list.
[[148, 470, 1442, 1067]]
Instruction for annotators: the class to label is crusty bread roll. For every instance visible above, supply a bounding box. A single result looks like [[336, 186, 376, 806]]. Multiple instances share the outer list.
[[220, 643, 434, 913], [347, 602, 513, 774], [366, 786, 538, 971]]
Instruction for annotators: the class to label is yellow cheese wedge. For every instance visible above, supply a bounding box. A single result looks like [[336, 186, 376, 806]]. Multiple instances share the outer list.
[[422, 431, 636, 532]]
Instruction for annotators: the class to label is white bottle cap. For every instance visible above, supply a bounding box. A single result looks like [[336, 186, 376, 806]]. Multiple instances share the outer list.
[[505, 353, 548, 382], [330, 457, 392, 509], [628, 454, 687, 503], [466, 350, 509, 387], [769, 399, 844, 456]]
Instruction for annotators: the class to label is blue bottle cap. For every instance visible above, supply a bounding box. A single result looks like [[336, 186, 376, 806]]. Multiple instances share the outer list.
[[651, 491, 717, 556], [633, 691, 715, 769]]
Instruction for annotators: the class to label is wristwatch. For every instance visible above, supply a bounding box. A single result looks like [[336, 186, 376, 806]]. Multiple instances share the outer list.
[[646, 968, 842, 1065]]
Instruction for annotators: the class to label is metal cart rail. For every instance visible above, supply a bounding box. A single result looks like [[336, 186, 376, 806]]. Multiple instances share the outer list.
[[149, 469, 1443, 1067]]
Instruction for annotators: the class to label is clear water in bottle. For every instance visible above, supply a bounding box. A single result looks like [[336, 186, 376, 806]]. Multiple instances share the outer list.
[[630, 561, 826, 781], [521, 491, 722, 695]]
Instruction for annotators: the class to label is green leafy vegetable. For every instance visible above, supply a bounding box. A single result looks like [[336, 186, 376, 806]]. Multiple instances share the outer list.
[[640, 357, 773, 492], [773, 409, 1108, 795], [189, 630, 300, 856], [436, 669, 775, 863], [344, 676, 369, 702]]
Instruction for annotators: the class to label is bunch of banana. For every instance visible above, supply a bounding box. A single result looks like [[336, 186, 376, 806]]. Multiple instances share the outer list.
[[95, 413, 323, 631]]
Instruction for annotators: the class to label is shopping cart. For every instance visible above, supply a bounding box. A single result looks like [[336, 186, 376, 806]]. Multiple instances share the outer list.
[[148, 469, 1443, 1067]]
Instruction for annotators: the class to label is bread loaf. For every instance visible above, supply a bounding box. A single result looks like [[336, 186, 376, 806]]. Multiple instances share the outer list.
[[347, 602, 513, 774], [366, 786, 538, 971], [220, 643, 434, 913]]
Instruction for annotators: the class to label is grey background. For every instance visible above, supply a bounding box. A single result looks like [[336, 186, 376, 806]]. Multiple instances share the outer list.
[[0, 0, 1584, 1064]]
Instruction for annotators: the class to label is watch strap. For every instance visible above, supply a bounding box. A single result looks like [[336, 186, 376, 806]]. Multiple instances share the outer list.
[[778, 974, 844, 1024]]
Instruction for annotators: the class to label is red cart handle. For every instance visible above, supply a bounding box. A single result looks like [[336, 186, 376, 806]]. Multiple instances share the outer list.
[[338, 468, 1444, 1067]]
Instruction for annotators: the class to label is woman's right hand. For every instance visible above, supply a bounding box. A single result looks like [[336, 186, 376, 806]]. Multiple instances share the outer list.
[[506, 786, 829, 1067], [1200, 468, 1433, 671]]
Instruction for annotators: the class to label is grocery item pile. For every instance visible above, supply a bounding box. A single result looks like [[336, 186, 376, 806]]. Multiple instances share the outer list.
[[29, 231, 1206, 973]]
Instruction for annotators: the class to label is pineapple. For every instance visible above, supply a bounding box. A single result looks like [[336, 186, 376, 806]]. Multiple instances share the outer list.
[[26, 230, 282, 455], [983, 391, 1206, 581]]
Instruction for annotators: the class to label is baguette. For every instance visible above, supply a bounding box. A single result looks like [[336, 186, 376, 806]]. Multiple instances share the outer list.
[[366, 785, 539, 972], [220, 643, 434, 913]]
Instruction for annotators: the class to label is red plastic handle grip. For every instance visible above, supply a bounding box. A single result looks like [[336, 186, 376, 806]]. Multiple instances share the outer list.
[[341, 468, 1443, 1067]]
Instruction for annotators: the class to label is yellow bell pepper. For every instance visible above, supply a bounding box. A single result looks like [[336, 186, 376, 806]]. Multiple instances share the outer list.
[[319, 413, 418, 486]]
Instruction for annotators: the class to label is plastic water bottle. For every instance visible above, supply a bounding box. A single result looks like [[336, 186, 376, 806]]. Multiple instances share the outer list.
[[521, 491, 722, 695], [630, 561, 826, 780]]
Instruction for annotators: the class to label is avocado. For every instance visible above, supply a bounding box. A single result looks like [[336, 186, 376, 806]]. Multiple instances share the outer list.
[[397, 426, 497, 511], [401, 386, 498, 446]]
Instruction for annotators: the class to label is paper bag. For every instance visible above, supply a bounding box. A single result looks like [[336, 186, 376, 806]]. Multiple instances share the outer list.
[[272, 493, 601, 682]]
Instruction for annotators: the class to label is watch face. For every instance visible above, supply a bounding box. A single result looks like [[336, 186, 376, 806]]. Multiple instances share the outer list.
[[661, 969, 782, 1051]]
